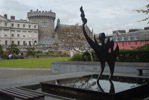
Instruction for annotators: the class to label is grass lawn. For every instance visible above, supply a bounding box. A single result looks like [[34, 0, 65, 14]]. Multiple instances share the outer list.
[[0, 57, 70, 68]]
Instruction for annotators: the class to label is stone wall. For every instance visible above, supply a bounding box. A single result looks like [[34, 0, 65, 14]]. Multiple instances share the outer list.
[[51, 61, 149, 75]]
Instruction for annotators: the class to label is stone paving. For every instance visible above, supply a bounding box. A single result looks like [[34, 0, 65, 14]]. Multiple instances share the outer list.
[[0, 67, 149, 100], [0, 67, 148, 89]]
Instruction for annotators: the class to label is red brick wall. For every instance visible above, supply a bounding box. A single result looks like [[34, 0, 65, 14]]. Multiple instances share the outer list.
[[114, 40, 149, 50]]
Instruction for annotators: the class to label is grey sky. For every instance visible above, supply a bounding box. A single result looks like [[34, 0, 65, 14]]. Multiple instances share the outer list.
[[0, 0, 148, 35]]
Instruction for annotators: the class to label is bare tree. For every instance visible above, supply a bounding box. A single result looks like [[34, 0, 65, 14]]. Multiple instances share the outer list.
[[136, 2, 149, 23]]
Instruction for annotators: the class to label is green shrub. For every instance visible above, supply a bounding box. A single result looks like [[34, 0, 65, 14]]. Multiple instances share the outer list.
[[117, 50, 149, 62], [70, 44, 149, 62], [0, 45, 4, 56], [82, 51, 99, 61], [26, 48, 35, 56], [2, 53, 8, 59], [70, 53, 82, 61], [82, 51, 91, 61], [135, 44, 149, 51], [7, 44, 20, 54]]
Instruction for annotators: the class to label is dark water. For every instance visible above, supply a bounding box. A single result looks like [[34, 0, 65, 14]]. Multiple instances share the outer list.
[[57, 76, 142, 94]]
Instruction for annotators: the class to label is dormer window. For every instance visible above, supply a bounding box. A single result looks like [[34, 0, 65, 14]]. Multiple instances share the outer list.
[[134, 36, 138, 40], [116, 37, 119, 41], [122, 37, 125, 41], [128, 36, 132, 40]]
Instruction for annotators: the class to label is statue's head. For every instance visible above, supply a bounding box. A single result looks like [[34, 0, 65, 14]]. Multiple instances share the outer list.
[[99, 33, 105, 43]]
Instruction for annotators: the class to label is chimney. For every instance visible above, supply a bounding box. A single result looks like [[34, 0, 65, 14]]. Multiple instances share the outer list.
[[129, 29, 139, 32], [144, 27, 149, 30], [4, 14, 7, 19], [113, 30, 126, 35], [11, 16, 15, 20]]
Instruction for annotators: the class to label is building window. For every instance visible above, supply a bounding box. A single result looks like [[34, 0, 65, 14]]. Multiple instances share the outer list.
[[34, 31, 37, 33], [142, 41, 144, 46], [128, 42, 131, 46], [17, 34, 20, 37], [128, 36, 132, 40], [29, 41, 31, 46], [18, 41, 20, 45], [11, 23, 14, 27], [29, 25, 31, 28], [5, 34, 7, 37], [5, 41, 7, 45], [116, 37, 119, 41], [5, 23, 7, 26], [135, 42, 137, 46], [23, 24, 25, 27], [122, 42, 124, 48], [12, 34, 14, 37], [134, 36, 138, 40], [122, 37, 125, 41], [23, 41, 26, 46], [42, 22, 47, 27], [17, 24, 20, 27], [34, 41, 37, 45], [12, 41, 14, 44], [23, 35, 25, 37], [34, 25, 36, 28]]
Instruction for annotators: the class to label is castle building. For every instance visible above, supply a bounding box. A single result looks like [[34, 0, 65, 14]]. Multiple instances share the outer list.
[[55, 19, 93, 51], [0, 14, 38, 46], [27, 9, 56, 45]]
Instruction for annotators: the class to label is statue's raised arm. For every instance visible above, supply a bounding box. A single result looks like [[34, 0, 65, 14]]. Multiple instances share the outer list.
[[80, 6, 101, 53]]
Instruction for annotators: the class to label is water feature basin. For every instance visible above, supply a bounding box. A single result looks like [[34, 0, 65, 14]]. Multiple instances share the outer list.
[[41, 74, 149, 100]]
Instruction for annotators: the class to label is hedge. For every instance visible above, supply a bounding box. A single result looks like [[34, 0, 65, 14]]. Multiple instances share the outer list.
[[70, 50, 149, 62], [117, 50, 149, 62]]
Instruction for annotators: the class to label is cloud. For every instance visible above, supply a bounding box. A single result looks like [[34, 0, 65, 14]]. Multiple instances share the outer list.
[[0, 0, 148, 35]]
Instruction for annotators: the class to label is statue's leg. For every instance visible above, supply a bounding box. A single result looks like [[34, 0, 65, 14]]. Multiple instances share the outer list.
[[97, 62, 105, 82], [109, 80, 115, 94], [108, 62, 115, 80]]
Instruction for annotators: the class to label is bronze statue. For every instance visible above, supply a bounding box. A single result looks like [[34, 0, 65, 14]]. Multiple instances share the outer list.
[[80, 6, 119, 82]]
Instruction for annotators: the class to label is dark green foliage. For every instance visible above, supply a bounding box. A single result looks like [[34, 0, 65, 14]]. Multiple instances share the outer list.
[[1, 53, 8, 59], [71, 44, 149, 62], [26, 48, 35, 56], [117, 50, 149, 62], [0, 45, 4, 56], [82, 51, 99, 61], [70, 53, 82, 61], [117, 44, 149, 62], [7, 44, 20, 54], [82, 51, 91, 61], [135, 44, 149, 51]]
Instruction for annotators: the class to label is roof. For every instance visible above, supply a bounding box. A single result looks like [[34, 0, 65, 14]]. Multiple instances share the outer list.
[[112, 29, 149, 41]]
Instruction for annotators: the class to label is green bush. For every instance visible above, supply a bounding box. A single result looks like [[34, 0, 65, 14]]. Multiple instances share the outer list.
[[2, 53, 8, 59], [70, 44, 149, 62], [82, 51, 99, 61], [82, 51, 91, 61], [135, 44, 149, 51], [26, 48, 35, 56], [0, 45, 4, 56], [117, 50, 149, 62], [7, 44, 20, 54], [70, 53, 82, 61]]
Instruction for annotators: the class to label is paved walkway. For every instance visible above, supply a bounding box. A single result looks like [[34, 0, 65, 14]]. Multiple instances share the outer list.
[[0, 67, 148, 89]]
